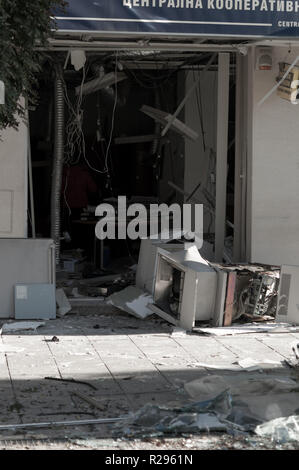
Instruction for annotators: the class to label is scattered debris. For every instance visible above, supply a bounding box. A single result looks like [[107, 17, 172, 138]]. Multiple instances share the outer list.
[[223, 272, 237, 327], [170, 327, 189, 337], [38, 411, 95, 417], [50, 336, 60, 343], [147, 242, 280, 331], [107, 286, 154, 319], [236, 358, 284, 371], [183, 374, 299, 429], [56, 289, 72, 317], [72, 391, 106, 411], [193, 323, 299, 336], [1, 321, 46, 334], [119, 391, 232, 436], [255, 416, 299, 443], [0, 417, 126, 432], [158, 413, 227, 433], [44, 377, 97, 391]]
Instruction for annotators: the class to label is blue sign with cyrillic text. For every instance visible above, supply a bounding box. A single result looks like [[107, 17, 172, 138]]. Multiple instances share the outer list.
[[54, 0, 299, 38]]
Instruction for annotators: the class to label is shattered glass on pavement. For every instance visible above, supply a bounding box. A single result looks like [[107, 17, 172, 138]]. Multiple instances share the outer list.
[[115, 391, 238, 437], [255, 415, 299, 443]]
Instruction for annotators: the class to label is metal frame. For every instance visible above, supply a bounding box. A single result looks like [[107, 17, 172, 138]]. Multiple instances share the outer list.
[[215, 53, 230, 262], [234, 54, 246, 262], [39, 37, 249, 264], [245, 47, 255, 263], [38, 38, 242, 53]]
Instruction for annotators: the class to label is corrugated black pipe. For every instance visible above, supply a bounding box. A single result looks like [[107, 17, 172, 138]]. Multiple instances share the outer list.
[[51, 66, 65, 265]]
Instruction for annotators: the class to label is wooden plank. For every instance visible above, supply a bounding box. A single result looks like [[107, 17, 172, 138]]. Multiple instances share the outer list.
[[223, 271, 237, 327]]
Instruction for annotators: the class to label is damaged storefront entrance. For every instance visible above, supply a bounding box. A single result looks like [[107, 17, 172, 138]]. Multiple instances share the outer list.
[[25, 41, 286, 331], [26, 44, 242, 322], [3, 0, 299, 450]]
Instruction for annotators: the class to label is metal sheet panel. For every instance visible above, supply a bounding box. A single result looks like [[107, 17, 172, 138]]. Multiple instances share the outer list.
[[54, 0, 299, 38], [276, 265, 299, 325], [15, 284, 56, 320]]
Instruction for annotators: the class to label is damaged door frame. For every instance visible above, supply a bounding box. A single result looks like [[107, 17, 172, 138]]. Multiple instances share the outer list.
[[215, 53, 230, 262], [233, 49, 253, 263], [42, 37, 250, 264]]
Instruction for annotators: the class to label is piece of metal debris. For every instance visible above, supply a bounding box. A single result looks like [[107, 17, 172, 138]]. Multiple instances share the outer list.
[[44, 377, 97, 391], [56, 288, 72, 317], [107, 286, 154, 319], [1, 321, 46, 334], [236, 358, 284, 371], [193, 323, 299, 336], [0, 417, 126, 432]]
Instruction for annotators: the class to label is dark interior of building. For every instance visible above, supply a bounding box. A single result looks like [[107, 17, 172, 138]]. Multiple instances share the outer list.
[[28, 51, 236, 278]]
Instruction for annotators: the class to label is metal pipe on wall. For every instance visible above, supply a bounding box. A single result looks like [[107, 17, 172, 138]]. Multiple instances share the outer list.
[[37, 39, 240, 53], [51, 66, 65, 265]]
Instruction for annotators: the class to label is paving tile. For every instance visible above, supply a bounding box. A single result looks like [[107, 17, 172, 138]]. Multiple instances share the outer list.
[[172, 336, 238, 365], [1, 311, 299, 439], [216, 336, 286, 361], [91, 337, 144, 360], [258, 334, 296, 360], [0, 362, 10, 382]]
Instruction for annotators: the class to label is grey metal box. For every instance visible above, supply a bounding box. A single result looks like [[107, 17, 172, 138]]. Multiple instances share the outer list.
[[0, 239, 55, 318], [15, 284, 56, 320]]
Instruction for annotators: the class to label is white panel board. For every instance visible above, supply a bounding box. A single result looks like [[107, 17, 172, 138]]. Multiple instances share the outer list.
[[249, 46, 299, 265], [0, 99, 28, 238], [276, 265, 299, 325]]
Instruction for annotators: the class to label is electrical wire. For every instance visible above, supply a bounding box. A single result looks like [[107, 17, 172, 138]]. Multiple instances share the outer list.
[[193, 68, 206, 153], [102, 51, 119, 176], [63, 66, 87, 166], [123, 52, 210, 90]]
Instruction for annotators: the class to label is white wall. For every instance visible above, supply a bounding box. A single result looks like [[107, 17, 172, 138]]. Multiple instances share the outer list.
[[249, 46, 299, 265], [0, 105, 28, 238]]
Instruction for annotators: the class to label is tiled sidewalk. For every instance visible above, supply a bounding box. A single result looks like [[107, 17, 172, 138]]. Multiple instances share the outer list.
[[0, 310, 298, 445]]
